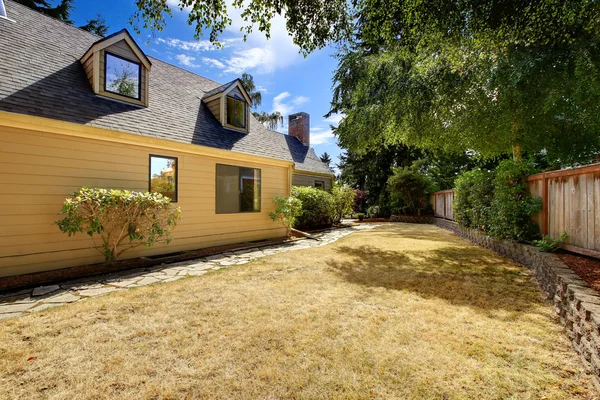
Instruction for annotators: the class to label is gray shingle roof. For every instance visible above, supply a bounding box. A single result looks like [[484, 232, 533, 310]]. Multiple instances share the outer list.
[[0, 1, 334, 176]]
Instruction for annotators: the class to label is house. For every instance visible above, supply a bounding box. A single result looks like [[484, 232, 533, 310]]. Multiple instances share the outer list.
[[0, 1, 334, 278]]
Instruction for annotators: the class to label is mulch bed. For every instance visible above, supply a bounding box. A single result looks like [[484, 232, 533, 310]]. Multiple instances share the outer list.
[[0, 237, 296, 293], [355, 218, 390, 223], [557, 251, 600, 294]]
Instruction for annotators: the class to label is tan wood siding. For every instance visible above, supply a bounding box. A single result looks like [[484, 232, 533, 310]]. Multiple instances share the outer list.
[[206, 97, 221, 122], [292, 173, 333, 190], [0, 126, 289, 277]]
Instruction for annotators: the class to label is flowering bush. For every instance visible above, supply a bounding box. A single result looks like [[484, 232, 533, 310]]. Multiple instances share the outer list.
[[56, 188, 181, 263]]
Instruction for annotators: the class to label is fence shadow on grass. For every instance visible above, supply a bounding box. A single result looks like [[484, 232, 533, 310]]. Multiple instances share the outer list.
[[326, 243, 544, 315]]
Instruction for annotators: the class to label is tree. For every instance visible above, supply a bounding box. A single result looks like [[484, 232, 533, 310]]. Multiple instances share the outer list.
[[131, 0, 352, 54], [80, 14, 109, 37], [320, 152, 332, 167], [15, 0, 73, 22], [107, 62, 138, 98], [253, 111, 284, 130], [330, 1, 600, 163], [240, 72, 262, 108]]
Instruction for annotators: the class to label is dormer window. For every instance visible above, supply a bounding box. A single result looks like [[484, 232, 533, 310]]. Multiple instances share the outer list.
[[202, 79, 252, 133], [227, 95, 246, 129], [80, 29, 151, 107], [105, 52, 141, 100]]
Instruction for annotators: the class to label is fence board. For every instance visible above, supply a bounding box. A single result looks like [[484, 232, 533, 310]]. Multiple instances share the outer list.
[[431, 163, 600, 259]]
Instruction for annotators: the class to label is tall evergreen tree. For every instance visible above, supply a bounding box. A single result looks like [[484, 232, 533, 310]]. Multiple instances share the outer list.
[[15, 0, 73, 23], [80, 14, 109, 37], [320, 152, 332, 167]]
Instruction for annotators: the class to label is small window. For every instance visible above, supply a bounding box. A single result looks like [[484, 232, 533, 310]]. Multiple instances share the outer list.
[[149, 155, 177, 202], [226, 96, 246, 128], [105, 52, 141, 100], [216, 164, 261, 213], [0, 0, 7, 18], [315, 180, 325, 189]]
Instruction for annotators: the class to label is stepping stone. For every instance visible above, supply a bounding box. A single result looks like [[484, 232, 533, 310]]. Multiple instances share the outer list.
[[0, 303, 34, 314], [44, 293, 81, 303], [109, 278, 141, 288], [163, 275, 185, 282], [32, 285, 60, 297], [135, 277, 160, 286], [78, 287, 119, 297], [162, 268, 179, 276], [0, 312, 23, 320], [28, 303, 64, 313], [219, 260, 237, 266]]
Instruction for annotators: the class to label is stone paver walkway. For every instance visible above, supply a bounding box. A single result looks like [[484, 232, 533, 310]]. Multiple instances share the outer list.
[[0, 224, 378, 320]]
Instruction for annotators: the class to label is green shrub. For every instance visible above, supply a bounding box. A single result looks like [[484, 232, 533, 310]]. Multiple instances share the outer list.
[[367, 206, 380, 218], [454, 169, 495, 231], [291, 186, 334, 229], [386, 165, 436, 215], [330, 185, 355, 224], [357, 213, 365, 221], [488, 160, 542, 242], [269, 196, 303, 237], [56, 188, 181, 264], [532, 231, 568, 252]]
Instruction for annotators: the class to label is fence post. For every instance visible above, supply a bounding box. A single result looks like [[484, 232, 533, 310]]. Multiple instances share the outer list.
[[542, 170, 548, 236]]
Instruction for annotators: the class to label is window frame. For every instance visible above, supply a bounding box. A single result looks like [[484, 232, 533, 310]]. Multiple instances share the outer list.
[[314, 180, 325, 189], [104, 51, 142, 101], [226, 95, 247, 129], [215, 163, 262, 214], [148, 154, 178, 203]]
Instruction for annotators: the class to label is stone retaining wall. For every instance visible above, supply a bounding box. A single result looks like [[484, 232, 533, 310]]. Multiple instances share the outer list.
[[432, 218, 600, 380], [389, 215, 434, 224]]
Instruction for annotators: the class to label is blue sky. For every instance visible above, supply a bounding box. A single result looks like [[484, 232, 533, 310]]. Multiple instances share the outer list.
[[70, 0, 344, 171]]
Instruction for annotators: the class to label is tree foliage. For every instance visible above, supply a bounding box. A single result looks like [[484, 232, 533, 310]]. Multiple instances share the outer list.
[[330, 1, 600, 163], [56, 188, 181, 263], [131, 0, 352, 54], [15, 0, 73, 22], [269, 196, 302, 237], [80, 14, 109, 37], [319, 152, 332, 168], [253, 111, 284, 130], [386, 163, 436, 215], [240, 72, 262, 108]]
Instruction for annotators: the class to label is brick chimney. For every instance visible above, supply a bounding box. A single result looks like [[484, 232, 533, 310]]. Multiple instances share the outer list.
[[289, 112, 310, 147]]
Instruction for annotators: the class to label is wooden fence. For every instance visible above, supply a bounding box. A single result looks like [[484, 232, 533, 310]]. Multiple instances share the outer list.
[[430, 163, 600, 259], [431, 190, 454, 220]]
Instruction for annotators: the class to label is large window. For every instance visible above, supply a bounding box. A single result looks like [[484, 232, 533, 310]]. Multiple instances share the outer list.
[[105, 52, 141, 100], [226, 96, 246, 128], [216, 164, 261, 213], [149, 155, 177, 202]]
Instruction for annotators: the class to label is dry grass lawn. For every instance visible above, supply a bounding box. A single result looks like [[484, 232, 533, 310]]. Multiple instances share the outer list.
[[0, 224, 596, 399]]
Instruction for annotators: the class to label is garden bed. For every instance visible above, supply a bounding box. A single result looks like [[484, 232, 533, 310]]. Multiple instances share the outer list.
[[0, 237, 295, 292], [557, 252, 600, 294]]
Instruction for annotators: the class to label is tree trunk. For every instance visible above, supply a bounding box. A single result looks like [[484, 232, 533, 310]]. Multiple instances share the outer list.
[[512, 144, 522, 161]]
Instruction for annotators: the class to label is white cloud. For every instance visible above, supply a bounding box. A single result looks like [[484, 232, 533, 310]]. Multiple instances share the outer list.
[[272, 91, 309, 117], [310, 126, 335, 145], [175, 54, 201, 68], [157, 37, 214, 52], [324, 113, 344, 126], [255, 85, 268, 93], [202, 57, 226, 69]]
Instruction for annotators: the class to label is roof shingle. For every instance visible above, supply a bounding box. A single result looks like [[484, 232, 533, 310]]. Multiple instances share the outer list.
[[0, 1, 333, 176]]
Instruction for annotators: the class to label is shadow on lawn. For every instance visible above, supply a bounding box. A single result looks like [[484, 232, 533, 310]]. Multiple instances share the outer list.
[[327, 243, 544, 314]]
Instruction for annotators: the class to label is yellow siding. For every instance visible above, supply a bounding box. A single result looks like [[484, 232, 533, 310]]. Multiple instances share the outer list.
[[0, 126, 290, 277], [206, 97, 221, 122]]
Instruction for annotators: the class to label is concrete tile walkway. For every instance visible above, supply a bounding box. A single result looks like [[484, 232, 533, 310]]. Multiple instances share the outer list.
[[0, 224, 378, 320]]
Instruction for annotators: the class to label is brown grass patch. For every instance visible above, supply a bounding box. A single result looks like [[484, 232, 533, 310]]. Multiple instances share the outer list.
[[0, 224, 596, 399]]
